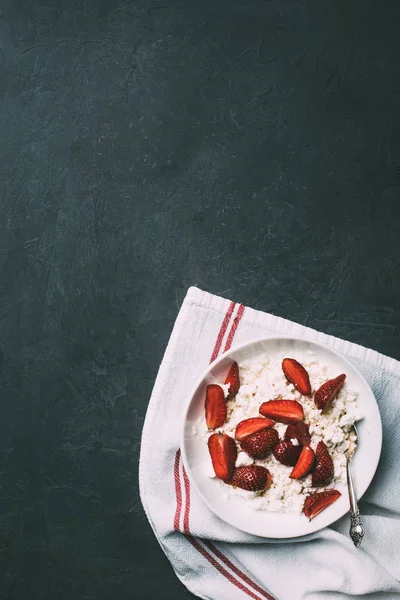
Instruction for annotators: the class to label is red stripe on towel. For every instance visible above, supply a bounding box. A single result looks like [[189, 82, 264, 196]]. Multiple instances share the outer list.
[[203, 540, 275, 600], [173, 449, 183, 531], [209, 301, 236, 363], [186, 536, 263, 600], [223, 303, 245, 352]]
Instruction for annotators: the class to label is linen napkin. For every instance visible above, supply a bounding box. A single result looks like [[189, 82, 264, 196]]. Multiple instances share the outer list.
[[139, 287, 400, 600]]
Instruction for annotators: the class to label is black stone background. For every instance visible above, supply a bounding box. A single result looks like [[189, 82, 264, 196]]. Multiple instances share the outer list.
[[0, 0, 399, 598]]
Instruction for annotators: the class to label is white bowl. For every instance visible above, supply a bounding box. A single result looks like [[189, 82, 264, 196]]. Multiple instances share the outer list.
[[181, 336, 382, 539]]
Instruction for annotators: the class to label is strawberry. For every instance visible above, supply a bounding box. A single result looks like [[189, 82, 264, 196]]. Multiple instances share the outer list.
[[230, 465, 272, 491], [312, 441, 334, 486], [240, 428, 279, 459], [285, 421, 311, 446], [208, 432, 237, 481], [282, 358, 311, 396], [205, 384, 227, 429], [235, 417, 275, 441], [259, 399, 304, 424], [225, 361, 240, 398], [272, 439, 302, 466], [303, 490, 341, 520], [314, 374, 346, 412], [289, 445, 315, 479]]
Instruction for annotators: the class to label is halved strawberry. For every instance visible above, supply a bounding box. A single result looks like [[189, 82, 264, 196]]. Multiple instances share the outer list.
[[312, 441, 334, 486], [285, 421, 311, 446], [282, 358, 311, 396], [205, 384, 227, 429], [259, 399, 304, 424], [225, 361, 240, 398], [208, 432, 237, 481], [289, 445, 315, 479], [230, 465, 272, 491], [240, 428, 279, 459], [235, 417, 275, 441], [303, 490, 341, 520], [272, 439, 302, 466], [314, 374, 346, 412]]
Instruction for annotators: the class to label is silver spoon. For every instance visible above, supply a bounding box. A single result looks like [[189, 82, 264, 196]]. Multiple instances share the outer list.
[[346, 424, 364, 547]]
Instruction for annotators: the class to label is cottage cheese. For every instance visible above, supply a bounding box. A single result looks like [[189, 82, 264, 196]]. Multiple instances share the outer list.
[[203, 353, 362, 513]]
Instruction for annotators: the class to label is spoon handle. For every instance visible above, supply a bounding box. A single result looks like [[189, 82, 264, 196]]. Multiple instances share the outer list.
[[346, 459, 364, 547]]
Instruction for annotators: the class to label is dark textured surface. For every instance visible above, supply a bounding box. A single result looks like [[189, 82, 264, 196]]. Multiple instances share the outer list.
[[0, 0, 399, 598]]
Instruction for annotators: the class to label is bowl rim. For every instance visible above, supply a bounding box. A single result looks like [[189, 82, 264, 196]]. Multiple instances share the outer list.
[[180, 334, 383, 540]]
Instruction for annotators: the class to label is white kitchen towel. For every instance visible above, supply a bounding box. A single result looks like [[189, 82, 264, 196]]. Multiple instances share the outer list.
[[139, 287, 400, 600]]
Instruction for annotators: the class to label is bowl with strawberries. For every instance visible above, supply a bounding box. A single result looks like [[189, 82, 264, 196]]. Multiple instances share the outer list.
[[181, 336, 382, 539]]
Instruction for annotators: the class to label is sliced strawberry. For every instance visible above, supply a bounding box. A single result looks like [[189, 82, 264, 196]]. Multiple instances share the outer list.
[[282, 358, 312, 396], [205, 384, 227, 429], [230, 465, 272, 491], [235, 417, 275, 441], [303, 490, 341, 520], [314, 374, 346, 412], [240, 428, 279, 459], [208, 432, 237, 481], [225, 361, 240, 398], [259, 399, 304, 424], [285, 421, 311, 446], [272, 439, 302, 466], [289, 445, 315, 479], [312, 441, 334, 486]]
